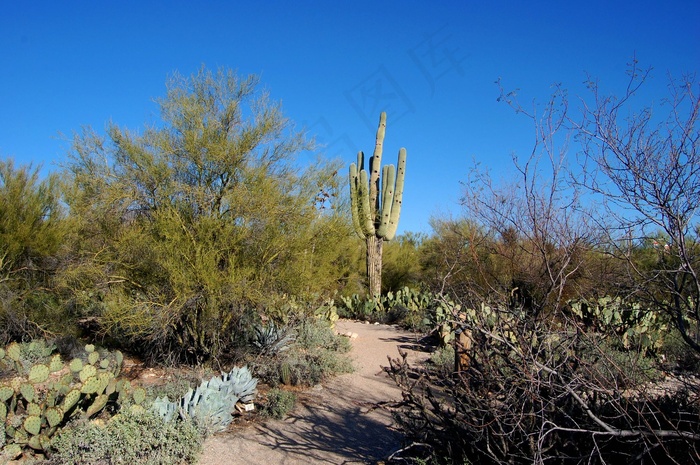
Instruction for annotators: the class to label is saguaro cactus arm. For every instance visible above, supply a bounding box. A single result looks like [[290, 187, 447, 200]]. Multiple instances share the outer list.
[[349, 112, 406, 241], [348, 162, 364, 238], [377, 148, 405, 240], [358, 169, 375, 236], [369, 112, 386, 213], [387, 147, 405, 239]]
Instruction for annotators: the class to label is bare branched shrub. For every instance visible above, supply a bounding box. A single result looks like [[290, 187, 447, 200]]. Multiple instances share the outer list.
[[386, 309, 700, 464], [394, 63, 700, 464], [574, 61, 700, 353]]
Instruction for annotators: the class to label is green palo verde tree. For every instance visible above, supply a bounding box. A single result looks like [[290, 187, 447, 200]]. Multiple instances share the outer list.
[[61, 67, 344, 363], [349, 112, 406, 296]]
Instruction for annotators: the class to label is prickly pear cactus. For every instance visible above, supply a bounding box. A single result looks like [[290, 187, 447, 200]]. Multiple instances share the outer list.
[[45, 407, 63, 428], [49, 354, 63, 373], [61, 388, 81, 412], [23, 416, 41, 436], [132, 386, 147, 405], [79, 364, 97, 382], [69, 358, 83, 373], [28, 364, 50, 384], [6, 342, 21, 362], [0, 340, 138, 459]]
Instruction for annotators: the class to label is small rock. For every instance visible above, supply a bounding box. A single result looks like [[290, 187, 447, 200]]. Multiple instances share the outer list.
[[350, 333, 358, 339]]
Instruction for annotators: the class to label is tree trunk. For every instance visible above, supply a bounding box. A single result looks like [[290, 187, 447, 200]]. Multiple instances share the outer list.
[[366, 235, 383, 296]]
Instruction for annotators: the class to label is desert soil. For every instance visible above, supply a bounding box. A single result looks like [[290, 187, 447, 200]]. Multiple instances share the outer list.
[[197, 319, 429, 465]]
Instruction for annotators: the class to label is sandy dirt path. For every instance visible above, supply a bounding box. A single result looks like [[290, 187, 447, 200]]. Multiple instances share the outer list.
[[197, 320, 428, 465]]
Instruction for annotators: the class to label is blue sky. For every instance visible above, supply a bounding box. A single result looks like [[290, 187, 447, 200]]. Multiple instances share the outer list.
[[1, 1, 698, 234]]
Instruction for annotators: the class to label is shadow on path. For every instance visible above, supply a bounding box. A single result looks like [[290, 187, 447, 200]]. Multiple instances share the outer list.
[[250, 394, 402, 464]]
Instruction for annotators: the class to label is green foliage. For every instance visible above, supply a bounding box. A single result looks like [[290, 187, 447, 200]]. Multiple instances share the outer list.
[[261, 388, 296, 419], [47, 410, 202, 465], [583, 338, 663, 388], [0, 160, 66, 342], [381, 232, 427, 293], [279, 319, 352, 386], [59, 66, 352, 363], [428, 345, 455, 379], [313, 299, 340, 329], [0, 160, 63, 268], [659, 331, 700, 372], [252, 318, 352, 387]]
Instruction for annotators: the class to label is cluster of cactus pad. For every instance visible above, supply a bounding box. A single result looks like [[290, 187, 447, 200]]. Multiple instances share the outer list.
[[0, 342, 145, 459], [340, 286, 435, 319], [152, 366, 257, 434]]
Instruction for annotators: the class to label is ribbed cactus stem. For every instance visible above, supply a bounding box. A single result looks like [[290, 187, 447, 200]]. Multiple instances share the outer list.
[[358, 170, 375, 236], [348, 163, 363, 237], [384, 147, 405, 241], [369, 112, 386, 214], [376, 164, 396, 238]]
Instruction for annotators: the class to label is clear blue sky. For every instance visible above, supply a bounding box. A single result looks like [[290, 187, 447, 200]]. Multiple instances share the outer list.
[[1, 1, 698, 234]]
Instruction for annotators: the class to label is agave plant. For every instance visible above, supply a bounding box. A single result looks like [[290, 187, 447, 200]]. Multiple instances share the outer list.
[[152, 366, 258, 434], [252, 322, 296, 356]]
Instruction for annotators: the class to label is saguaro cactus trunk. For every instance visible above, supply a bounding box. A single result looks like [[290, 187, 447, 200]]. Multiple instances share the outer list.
[[349, 112, 406, 296]]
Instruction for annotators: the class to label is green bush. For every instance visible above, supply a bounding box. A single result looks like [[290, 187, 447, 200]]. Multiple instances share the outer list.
[[584, 338, 663, 389], [0, 160, 67, 343], [261, 388, 297, 419], [47, 410, 202, 465], [251, 318, 353, 387], [660, 331, 700, 372], [428, 345, 455, 379], [59, 67, 354, 364]]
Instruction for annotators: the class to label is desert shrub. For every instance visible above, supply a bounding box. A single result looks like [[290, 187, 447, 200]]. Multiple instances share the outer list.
[[46, 410, 202, 465], [251, 317, 352, 387], [661, 331, 700, 373], [0, 160, 68, 343], [261, 388, 297, 419], [381, 233, 428, 293], [145, 370, 212, 403], [58, 67, 353, 364], [582, 338, 663, 389], [295, 318, 350, 353], [280, 318, 352, 386], [386, 306, 700, 464], [428, 345, 455, 379]]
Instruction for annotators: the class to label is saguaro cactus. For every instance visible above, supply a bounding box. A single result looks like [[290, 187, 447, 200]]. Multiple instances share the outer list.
[[349, 112, 406, 296]]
